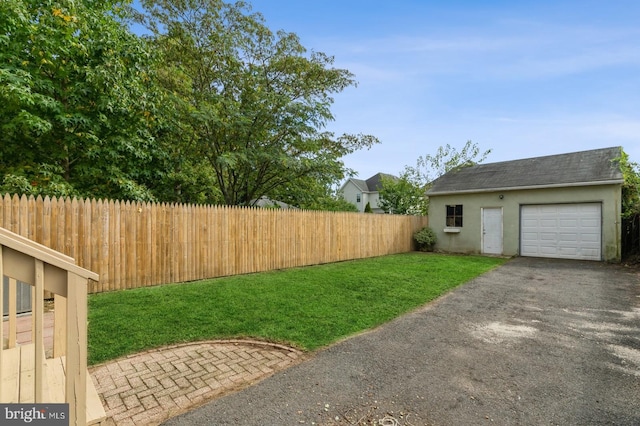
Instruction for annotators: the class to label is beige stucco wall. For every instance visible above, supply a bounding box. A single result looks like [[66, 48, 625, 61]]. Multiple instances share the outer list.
[[428, 184, 622, 262]]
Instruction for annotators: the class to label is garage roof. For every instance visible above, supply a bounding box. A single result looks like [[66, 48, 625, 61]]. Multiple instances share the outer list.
[[427, 146, 624, 195]]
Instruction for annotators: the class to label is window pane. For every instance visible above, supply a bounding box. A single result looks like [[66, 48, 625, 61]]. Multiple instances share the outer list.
[[446, 204, 463, 227]]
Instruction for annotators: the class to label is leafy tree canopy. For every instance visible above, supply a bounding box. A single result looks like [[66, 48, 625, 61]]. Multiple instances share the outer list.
[[411, 140, 491, 187], [303, 194, 359, 213], [378, 172, 428, 215], [0, 0, 377, 209], [618, 149, 640, 218], [137, 0, 378, 206], [267, 173, 358, 212], [379, 140, 491, 215], [0, 0, 164, 200]]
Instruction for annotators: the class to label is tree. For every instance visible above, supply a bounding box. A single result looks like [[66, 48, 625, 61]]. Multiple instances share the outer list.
[[378, 172, 428, 215], [379, 141, 490, 215], [0, 0, 165, 200], [618, 150, 640, 218], [304, 195, 359, 212], [415, 140, 491, 185], [138, 0, 378, 206], [364, 201, 372, 213], [267, 174, 359, 212]]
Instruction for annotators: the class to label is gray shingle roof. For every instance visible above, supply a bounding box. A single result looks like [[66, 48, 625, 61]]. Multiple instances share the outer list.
[[251, 196, 299, 209], [365, 173, 398, 191], [349, 179, 368, 192], [427, 147, 624, 195], [344, 173, 398, 192]]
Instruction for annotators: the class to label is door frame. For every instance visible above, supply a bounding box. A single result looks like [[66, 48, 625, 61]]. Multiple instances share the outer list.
[[481, 207, 503, 255]]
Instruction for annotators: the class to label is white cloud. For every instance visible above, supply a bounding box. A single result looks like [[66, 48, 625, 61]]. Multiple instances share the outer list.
[[316, 22, 640, 84], [258, 1, 640, 178]]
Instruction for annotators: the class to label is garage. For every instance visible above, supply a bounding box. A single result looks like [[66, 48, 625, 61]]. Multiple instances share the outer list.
[[426, 147, 623, 262], [520, 203, 602, 261]]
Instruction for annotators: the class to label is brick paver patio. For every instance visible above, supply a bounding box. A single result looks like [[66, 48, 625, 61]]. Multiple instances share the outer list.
[[90, 340, 303, 425], [6, 314, 303, 425]]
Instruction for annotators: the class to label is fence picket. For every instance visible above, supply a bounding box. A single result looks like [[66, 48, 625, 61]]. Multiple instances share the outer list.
[[114, 199, 120, 291], [0, 194, 427, 293]]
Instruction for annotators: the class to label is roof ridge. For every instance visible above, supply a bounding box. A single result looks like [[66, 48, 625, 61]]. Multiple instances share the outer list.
[[427, 147, 623, 195]]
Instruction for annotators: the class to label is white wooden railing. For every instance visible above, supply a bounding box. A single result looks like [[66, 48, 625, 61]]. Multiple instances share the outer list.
[[0, 227, 104, 425]]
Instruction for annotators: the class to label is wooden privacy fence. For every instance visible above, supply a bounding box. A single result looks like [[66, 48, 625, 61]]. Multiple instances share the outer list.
[[0, 194, 428, 293]]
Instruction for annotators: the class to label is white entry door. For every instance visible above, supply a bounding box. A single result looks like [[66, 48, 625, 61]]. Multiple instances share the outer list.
[[482, 207, 503, 255]]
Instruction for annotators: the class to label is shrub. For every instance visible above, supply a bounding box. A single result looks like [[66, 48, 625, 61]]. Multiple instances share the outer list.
[[414, 226, 437, 251], [364, 201, 373, 213]]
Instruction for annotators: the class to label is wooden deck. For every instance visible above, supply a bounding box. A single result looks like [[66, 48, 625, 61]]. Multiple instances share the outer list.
[[2, 313, 106, 424], [1, 227, 105, 425], [1, 345, 103, 412], [2, 311, 54, 354]]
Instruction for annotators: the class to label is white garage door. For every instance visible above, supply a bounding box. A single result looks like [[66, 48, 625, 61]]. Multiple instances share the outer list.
[[521, 203, 601, 261]]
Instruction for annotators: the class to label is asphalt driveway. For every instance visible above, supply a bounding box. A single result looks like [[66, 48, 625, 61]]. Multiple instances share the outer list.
[[163, 257, 640, 426]]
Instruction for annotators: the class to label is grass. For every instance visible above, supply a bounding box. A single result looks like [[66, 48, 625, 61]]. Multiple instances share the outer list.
[[87, 253, 507, 365]]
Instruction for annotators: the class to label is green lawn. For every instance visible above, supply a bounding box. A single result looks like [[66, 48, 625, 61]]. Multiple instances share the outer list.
[[88, 253, 507, 365]]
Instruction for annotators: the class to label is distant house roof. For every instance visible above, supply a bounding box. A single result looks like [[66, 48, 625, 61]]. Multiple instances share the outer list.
[[427, 147, 624, 196], [365, 173, 397, 192], [251, 196, 298, 209], [343, 173, 398, 192], [348, 178, 369, 192]]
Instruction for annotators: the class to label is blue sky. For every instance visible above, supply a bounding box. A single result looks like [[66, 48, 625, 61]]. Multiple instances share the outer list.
[[249, 0, 640, 180]]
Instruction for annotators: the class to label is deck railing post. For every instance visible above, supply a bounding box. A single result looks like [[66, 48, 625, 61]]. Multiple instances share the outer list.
[[34, 259, 45, 403], [0, 227, 99, 425], [0, 246, 3, 399], [53, 293, 67, 358], [66, 271, 88, 426], [8, 277, 17, 348]]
